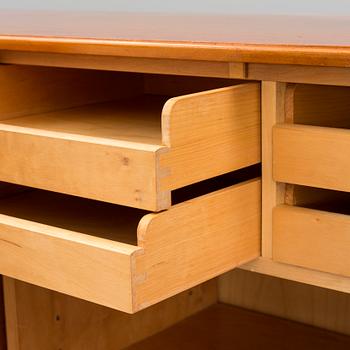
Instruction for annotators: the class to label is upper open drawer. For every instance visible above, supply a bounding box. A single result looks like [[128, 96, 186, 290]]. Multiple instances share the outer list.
[[0, 178, 260, 313], [0, 66, 260, 211]]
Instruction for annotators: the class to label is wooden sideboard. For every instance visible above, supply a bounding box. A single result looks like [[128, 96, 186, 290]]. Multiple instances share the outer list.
[[1, 10, 350, 349]]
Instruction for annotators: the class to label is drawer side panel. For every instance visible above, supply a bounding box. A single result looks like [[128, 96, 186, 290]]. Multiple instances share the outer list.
[[0, 216, 139, 312], [0, 129, 169, 211], [134, 178, 261, 311]]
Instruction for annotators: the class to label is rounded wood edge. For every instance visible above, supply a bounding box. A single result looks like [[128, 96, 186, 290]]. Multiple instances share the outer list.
[[1, 35, 350, 67]]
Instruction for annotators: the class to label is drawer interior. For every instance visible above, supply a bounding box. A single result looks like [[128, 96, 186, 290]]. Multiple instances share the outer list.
[[0, 65, 236, 145], [0, 65, 260, 210], [0, 166, 261, 312], [0, 186, 145, 245], [2, 96, 165, 145], [274, 83, 350, 193], [284, 184, 350, 215], [286, 83, 350, 128], [0, 164, 259, 245]]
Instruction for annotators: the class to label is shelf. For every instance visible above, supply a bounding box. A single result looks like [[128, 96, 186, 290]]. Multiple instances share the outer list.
[[272, 83, 350, 280], [0, 178, 261, 313], [274, 83, 350, 193], [273, 124, 350, 193], [0, 65, 260, 211], [126, 303, 350, 350]]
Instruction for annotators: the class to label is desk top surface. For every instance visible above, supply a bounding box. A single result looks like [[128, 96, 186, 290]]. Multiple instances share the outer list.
[[0, 11, 350, 67]]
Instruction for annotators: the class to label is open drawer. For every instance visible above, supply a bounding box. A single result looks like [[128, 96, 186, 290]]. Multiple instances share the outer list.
[[0, 178, 260, 313], [0, 65, 260, 211]]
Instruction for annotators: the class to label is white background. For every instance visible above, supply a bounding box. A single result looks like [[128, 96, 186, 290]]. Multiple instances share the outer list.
[[0, 0, 349, 15]]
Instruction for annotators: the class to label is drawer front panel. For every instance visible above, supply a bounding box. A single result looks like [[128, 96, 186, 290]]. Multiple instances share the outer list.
[[273, 205, 350, 277], [0, 128, 168, 211], [0, 214, 140, 313], [160, 83, 261, 190], [273, 124, 350, 192], [134, 178, 261, 310]]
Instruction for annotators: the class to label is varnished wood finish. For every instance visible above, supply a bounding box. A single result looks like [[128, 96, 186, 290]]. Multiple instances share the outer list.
[[160, 83, 261, 191], [220, 268, 350, 335], [248, 64, 350, 85], [0, 65, 260, 210], [0, 278, 6, 350], [242, 258, 350, 297], [1, 12, 350, 67], [2, 9, 350, 347], [286, 84, 350, 128], [127, 303, 350, 350], [273, 205, 350, 277], [0, 51, 247, 78], [273, 124, 350, 193], [256, 80, 350, 298], [261, 82, 286, 258], [4, 278, 216, 350], [0, 179, 260, 312]]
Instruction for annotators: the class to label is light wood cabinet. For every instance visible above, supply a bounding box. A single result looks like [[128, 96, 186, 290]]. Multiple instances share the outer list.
[[1, 9, 350, 350]]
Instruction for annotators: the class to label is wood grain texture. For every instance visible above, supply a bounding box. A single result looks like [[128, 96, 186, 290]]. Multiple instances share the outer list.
[[0, 65, 142, 119], [134, 179, 261, 311], [0, 213, 140, 313], [0, 65, 170, 211], [219, 268, 350, 335], [0, 278, 6, 350], [241, 258, 350, 296], [0, 179, 260, 312], [161, 83, 261, 190], [0, 72, 259, 210], [261, 82, 286, 258], [1, 12, 350, 67], [3, 278, 216, 350], [249, 64, 350, 85], [273, 124, 350, 193], [273, 205, 350, 277], [127, 303, 350, 350], [143, 74, 236, 96], [2, 97, 164, 144], [289, 84, 350, 128], [0, 51, 246, 78], [3, 278, 19, 350], [0, 127, 168, 211]]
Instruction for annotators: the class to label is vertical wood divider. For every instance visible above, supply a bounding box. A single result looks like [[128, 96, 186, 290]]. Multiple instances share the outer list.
[[3, 277, 19, 350], [261, 81, 287, 258]]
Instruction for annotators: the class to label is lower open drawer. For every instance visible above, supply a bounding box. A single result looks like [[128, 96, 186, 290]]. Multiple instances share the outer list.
[[0, 178, 260, 313]]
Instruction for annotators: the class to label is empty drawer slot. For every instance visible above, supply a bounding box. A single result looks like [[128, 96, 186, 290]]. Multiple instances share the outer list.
[[274, 84, 350, 192]]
